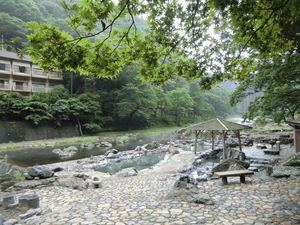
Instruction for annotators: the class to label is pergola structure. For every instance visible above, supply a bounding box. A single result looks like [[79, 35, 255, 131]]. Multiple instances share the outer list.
[[193, 118, 251, 159], [286, 120, 300, 153]]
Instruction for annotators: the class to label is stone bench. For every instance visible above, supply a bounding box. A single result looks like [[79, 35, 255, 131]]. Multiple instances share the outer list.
[[214, 170, 254, 185]]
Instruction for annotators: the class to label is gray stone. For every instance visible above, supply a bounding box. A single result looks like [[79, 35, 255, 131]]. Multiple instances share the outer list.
[[212, 159, 249, 173], [3, 219, 18, 225], [19, 208, 42, 220], [57, 177, 89, 190], [106, 152, 117, 159], [167, 185, 214, 205], [2, 194, 15, 209], [18, 191, 39, 209], [256, 144, 267, 149], [27, 166, 54, 179], [14, 177, 56, 190], [53, 146, 78, 159], [0, 160, 25, 191], [116, 167, 138, 177], [100, 141, 113, 148], [194, 193, 214, 205]]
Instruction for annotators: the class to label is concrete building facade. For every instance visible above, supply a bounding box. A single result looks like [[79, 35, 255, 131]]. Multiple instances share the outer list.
[[0, 50, 63, 93]]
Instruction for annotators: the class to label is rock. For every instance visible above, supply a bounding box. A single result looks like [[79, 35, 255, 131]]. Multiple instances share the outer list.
[[174, 175, 195, 188], [194, 193, 214, 205], [115, 167, 138, 177], [256, 144, 267, 149], [64, 146, 78, 151], [167, 184, 214, 205], [3, 219, 18, 225], [27, 166, 54, 179], [106, 152, 117, 159], [52, 166, 64, 172], [283, 155, 300, 167], [18, 191, 39, 209], [14, 177, 56, 190], [73, 173, 89, 180], [52, 146, 78, 159], [19, 208, 42, 220], [248, 167, 259, 172], [56, 177, 89, 190], [226, 138, 239, 147], [212, 159, 250, 173], [2, 193, 16, 209], [0, 160, 25, 191], [272, 173, 291, 178], [83, 143, 95, 150], [100, 141, 113, 148]]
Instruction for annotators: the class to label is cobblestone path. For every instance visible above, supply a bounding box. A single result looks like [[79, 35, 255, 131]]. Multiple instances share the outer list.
[[22, 171, 300, 225]]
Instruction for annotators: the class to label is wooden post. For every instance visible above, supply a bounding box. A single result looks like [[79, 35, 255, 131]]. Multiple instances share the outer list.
[[222, 131, 227, 160], [211, 130, 215, 151], [194, 130, 198, 155], [237, 130, 242, 152]]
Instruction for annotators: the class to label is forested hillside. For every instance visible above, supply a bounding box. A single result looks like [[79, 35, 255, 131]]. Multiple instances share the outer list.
[[0, 0, 71, 51], [0, 0, 237, 134]]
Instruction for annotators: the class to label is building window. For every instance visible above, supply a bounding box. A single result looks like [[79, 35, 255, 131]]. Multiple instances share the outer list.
[[0, 63, 10, 71], [32, 82, 46, 92], [19, 66, 26, 73], [14, 65, 29, 74]]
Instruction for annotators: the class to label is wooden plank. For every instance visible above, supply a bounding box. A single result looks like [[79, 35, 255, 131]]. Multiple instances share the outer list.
[[214, 170, 254, 177]]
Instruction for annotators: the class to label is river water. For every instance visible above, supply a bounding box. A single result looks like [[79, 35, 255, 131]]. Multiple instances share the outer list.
[[1, 131, 179, 167]]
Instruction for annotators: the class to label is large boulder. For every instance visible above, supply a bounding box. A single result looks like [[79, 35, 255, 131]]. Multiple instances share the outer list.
[[0, 160, 26, 191], [27, 166, 54, 179], [212, 159, 249, 173], [167, 183, 214, 205], [115, 167, 138, 177]]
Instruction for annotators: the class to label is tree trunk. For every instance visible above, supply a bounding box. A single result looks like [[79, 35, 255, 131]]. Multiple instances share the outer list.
[[76, 117, 83, 136]]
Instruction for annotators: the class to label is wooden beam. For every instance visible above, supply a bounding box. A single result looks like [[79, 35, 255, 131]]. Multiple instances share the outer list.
[[222, 130, 227, 160], [194, 130, 198, 154], [237, 130, 242, 152], [211, 130, 215, 151]]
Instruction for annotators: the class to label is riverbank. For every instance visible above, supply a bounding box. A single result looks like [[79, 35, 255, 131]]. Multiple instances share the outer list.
[[0, 126, 182, 154]]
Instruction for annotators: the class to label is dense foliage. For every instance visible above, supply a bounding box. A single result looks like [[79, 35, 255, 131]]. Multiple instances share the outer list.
[[2, 0, 299, 123], [23, 0, 300, 123], [0, 67, 233, 133]]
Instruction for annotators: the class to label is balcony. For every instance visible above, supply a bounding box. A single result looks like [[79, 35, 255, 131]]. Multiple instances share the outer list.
[[32, 86, 48, 93], [32, 68, 48, 79], [13, 84, 30, 92], [48, 71, 63, 80], [0, 83, 10, 91]]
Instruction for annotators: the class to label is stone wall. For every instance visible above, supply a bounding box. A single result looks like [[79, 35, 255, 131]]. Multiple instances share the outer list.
[[0, 120, 78, 143]]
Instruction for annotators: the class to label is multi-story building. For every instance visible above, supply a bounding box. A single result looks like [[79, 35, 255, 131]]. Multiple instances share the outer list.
[[0, 50, 63, 93]]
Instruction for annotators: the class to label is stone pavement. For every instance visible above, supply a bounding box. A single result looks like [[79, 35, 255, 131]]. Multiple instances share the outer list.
[[20, 171, 300, 225]]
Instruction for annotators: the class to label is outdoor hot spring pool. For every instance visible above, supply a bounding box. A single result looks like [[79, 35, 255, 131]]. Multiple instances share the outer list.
[[93, 152, 166, 175]]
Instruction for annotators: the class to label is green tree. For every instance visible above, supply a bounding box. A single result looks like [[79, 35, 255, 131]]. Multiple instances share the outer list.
[[114, 83, 158, 129], [231, 54, 300, 122], [21, 101, 52, 125], [166, 88, 194, 125]]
